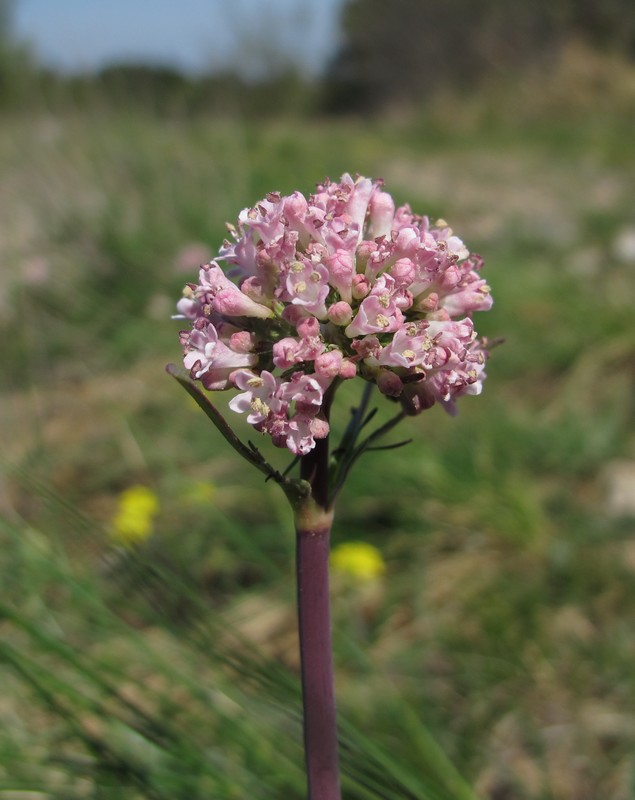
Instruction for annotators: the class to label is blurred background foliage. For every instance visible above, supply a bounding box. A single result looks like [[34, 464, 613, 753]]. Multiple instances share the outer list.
[[1, 0, 635, 797], [325, 0, 635, 111]]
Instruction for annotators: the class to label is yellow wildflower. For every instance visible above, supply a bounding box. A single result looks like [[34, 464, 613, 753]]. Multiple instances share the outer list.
[[330, 541, 386, 582], [110, 485, 159, 547]]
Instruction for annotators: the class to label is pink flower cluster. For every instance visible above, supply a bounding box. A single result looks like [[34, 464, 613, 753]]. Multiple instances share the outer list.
[[177, 174, 492, 455]]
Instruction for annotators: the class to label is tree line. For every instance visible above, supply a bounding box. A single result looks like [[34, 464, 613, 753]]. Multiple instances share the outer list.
[[2, 0, 634, 114]]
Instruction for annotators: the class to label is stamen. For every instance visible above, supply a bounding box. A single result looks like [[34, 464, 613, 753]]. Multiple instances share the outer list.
[[251, 398, 270, 415]]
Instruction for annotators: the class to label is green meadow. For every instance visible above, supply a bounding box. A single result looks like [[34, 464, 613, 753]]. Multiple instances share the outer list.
[[1, 77, 635, 798]]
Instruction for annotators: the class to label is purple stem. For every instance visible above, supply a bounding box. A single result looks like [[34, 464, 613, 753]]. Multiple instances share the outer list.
[[296, 385, 341, 799], [295, 513, 340, 800]]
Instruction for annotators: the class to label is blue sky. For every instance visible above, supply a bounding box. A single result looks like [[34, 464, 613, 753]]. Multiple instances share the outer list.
[[13, 0, 345, 78]]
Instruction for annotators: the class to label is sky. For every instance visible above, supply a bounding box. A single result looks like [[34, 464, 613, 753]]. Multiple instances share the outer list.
[[12, 0, 346, 78]]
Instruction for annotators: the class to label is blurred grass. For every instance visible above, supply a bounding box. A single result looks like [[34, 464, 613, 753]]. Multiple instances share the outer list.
[[1, 85, 635, 798]]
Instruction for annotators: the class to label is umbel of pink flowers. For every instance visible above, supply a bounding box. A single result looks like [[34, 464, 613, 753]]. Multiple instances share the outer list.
[[176, 174, 493, 456]]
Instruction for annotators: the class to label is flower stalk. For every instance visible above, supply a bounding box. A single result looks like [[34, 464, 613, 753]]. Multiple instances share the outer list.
[[296, 387, 340, 800], [295, 496, 340, 800]]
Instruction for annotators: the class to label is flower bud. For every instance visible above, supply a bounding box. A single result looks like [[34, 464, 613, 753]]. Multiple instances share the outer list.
[[229, 331, 255, 353], [414, 292, 439, 313], [310, 416, 330, 440], [327, 301, 353, 326], [401, 382, 436, 415], [213, 288, 273, 318], [315, 350, 343, 379], [355, 239, 377, 269], [377, 370, 404, 397], [296, 315, 321, 338], [369, 189, 395, 239], [390, 258, 415, 288], [351, 273, 370, 300], [281, 304, 308, 328], [339, 359, 357, 380], [326, 249, 354, 303], [437, 264, 461, 291]]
